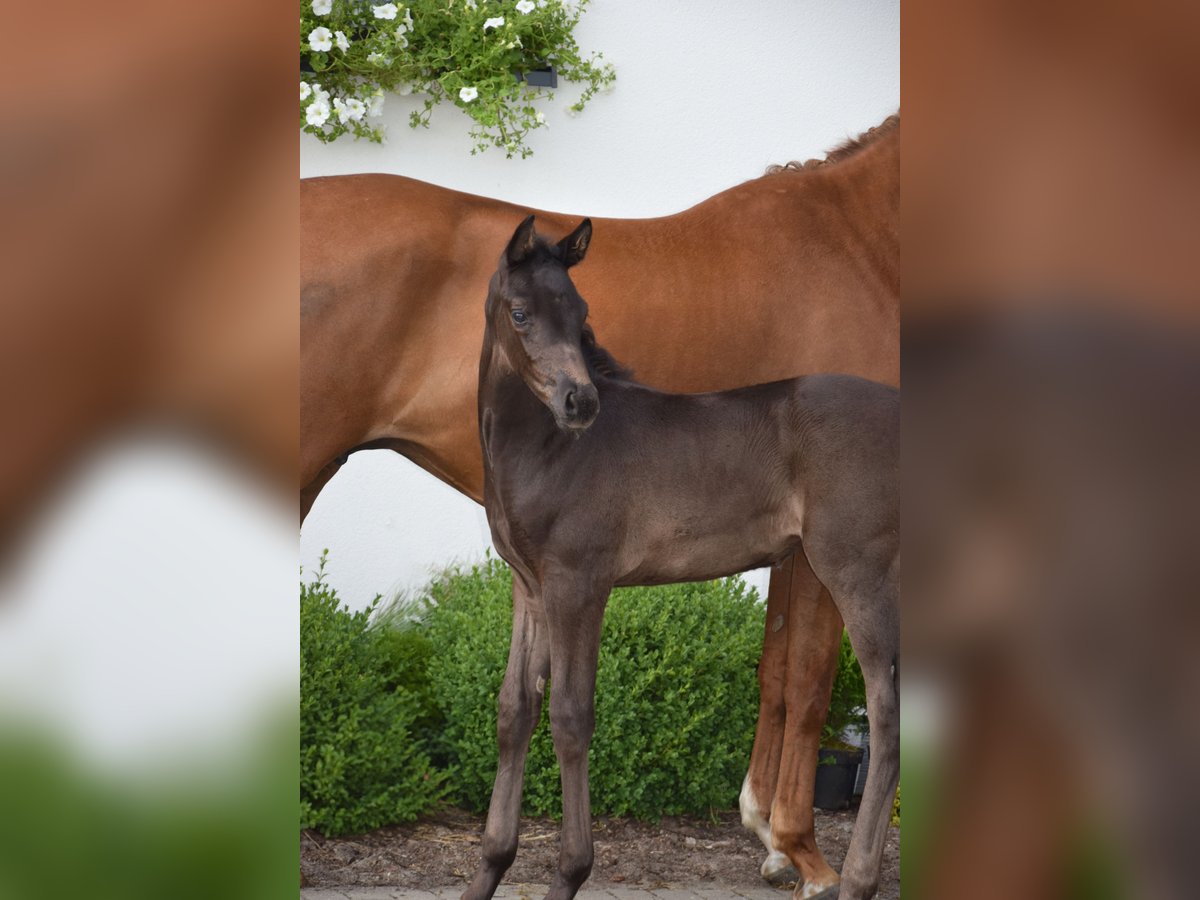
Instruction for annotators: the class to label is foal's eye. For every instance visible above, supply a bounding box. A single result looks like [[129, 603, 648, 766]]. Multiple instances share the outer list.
[[511, 309, 528, 326]]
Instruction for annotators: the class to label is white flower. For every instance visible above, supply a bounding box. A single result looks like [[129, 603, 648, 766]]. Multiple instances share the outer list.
[[367, 51, 387, 65], [465, 0, 476, 8], [312, 83, 330, 103], [393, 27, 409, 47], [535, 111, 545, 124], [311, 0, 333, 15], [373, 3, 398, 19], [403, 7, 413, 27], [483, 16, 505, 31], [308, 27, 333, 52], [300, 81, 311, 101], [367, 90, 386, 117], [334, 97, 367, 123], [306, 98, 331, 127], [459, 86, 478, 103], [516, 0, 535, 13], [334, 30, 350, 51]]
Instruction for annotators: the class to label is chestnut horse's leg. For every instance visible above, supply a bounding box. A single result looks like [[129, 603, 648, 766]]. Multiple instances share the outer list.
[[924, 668, 1075, 900], [299, 455, 344, 523], [770, 560, 844, 899], [542, 573, 610, 900], [832, 582, 900, 900], [739, 558, 795, 882], [462, 575, 551, 900]]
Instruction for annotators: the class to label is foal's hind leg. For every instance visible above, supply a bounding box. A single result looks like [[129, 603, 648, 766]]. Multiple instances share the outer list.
[[463, 575, 551, 900], [828, 575, 900, 900]]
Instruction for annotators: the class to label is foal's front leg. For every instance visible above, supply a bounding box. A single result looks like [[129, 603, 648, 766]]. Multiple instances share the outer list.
[[543, 573, 610, 900], [462, 576, 550, 900]]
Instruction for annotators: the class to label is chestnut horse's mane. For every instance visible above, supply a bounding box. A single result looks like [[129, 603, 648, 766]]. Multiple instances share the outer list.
[[553, 115, 899, 384], [765, 113, 899, 175]]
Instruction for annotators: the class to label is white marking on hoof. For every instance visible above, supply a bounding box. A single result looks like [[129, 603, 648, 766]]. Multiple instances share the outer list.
[[799, 876, 840, 899], [761, 850, 792, 879]]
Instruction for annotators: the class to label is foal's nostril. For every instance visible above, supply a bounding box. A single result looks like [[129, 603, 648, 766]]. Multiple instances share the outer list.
[[564, 389, 578, 418]]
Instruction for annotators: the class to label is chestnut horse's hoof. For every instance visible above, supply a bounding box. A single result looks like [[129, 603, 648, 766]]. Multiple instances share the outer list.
[[764, 862, 799, 887], [798, 882, 840, 900]]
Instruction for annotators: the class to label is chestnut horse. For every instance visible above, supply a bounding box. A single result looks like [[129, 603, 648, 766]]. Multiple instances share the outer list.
[[470, 215, 899, 900], [300, 115, 898, 897]]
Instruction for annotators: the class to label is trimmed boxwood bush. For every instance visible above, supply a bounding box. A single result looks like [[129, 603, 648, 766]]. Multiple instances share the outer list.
[[300, 556, 444, 834], [420, 556, 763, 819]]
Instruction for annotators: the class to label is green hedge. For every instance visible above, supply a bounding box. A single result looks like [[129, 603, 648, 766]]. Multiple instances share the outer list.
[[421, 557, 763, 819], [300, 554, 872, 831], [299, 557, 444, 835]]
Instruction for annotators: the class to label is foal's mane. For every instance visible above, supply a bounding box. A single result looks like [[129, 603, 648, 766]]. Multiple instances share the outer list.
[[765, 113, 899, 175], [582, 323, 634, 382]]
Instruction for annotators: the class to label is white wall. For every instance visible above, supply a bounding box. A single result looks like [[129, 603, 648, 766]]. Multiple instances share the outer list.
[[300, 0, 900, 609]]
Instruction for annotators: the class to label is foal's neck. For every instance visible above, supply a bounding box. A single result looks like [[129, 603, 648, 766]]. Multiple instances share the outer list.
[[478, 319, 564, 446]]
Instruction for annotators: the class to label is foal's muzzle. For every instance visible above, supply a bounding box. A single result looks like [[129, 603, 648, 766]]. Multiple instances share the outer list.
[[554, 379, 599, 433]]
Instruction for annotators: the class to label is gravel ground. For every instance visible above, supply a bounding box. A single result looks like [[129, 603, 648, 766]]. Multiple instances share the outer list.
[[301, 807, 899, 899]]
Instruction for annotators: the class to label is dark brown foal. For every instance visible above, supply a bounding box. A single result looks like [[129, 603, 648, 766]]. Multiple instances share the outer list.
[[465, 217, 899, 900]]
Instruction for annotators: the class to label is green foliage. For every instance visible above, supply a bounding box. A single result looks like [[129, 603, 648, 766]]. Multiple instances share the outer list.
[[0, 716, 297, 900], [300, 553, 444, 834], [299, 0, 615, 156], [420, 557, 763, 819], [891, 783, 900, 827], [822, 629, 867, 747]]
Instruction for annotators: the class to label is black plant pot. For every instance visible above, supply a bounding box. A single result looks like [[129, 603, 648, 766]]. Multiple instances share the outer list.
[[813, 746, 864, 811], [516, 64, 558, 88]]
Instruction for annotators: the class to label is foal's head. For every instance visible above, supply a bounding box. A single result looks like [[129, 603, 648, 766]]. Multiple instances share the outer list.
[[486, 215, 598, 433]]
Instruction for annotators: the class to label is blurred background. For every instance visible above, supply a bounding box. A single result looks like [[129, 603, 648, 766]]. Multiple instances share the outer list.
[[0, 2, 298, 898], [903, 2, 1200, 899]]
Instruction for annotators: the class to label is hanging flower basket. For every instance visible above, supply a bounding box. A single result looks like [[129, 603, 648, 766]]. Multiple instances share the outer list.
[[299, 0, 614, 158]]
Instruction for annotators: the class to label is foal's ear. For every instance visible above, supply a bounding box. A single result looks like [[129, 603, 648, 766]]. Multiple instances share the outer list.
[[505, 214, 538, 267], [558, 218, 592, 268]]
